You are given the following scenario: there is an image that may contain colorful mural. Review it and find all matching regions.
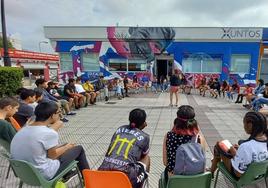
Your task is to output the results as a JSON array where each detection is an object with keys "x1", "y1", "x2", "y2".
[{"x1": 54, "y1": 27, "x2": 261, "y2": 86}]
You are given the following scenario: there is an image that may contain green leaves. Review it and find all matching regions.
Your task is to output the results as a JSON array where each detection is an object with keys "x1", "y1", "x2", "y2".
[{"x1": 0, "y1": 67, "x2": 23, "y2": 97}]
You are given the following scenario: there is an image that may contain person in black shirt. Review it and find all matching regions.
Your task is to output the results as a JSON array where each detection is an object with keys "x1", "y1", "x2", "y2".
[
  {"x1": 123, "y1": 76, "x2": 130, "y2": 97},
  {"x1": 209, "y1": 78, "x2": 221, "y2": 98},
  {"x1": 64, "y1": 78, "x2": 84, "y2": 109},
  {"x1": 169, "y1": 70, "x2": 180, "y2": 107}
]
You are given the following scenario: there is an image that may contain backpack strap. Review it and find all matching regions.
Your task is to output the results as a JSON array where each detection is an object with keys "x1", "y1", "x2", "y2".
[{"x1": 190, "y1": 134, "x2": 198, "y2": 143}]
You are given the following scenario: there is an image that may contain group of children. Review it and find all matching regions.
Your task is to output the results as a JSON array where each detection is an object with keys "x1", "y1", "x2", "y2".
[{"x1": 1, "y1": 90, "x2": 268, "y2": 187}]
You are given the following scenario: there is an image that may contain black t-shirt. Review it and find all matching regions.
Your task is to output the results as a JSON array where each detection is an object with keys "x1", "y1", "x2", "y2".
[
  {"x1": 64, "y1": 84, "x2": 75, "y2": 97},
  {"x1": 213, "y1": 81, "x2": 221, "y2": 90},
  {"x1": 99, "y1": 125, "x2": 150, "y2": 172},
  {"x1": 170, "y1": 75, "x2": 180, "y2": 86}
]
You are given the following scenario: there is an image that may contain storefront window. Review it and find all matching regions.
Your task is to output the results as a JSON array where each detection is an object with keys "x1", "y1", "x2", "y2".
[
  {"x1": 182, "y1": 54, "x2": 221, "y2": 73},
  {"x1": 109, "y1": 59, "x2": 127, "y2": 71},
  {"x1": 230, "y1": 54, "x2": 250, "y2": 73},
  {"x1": 128, "y1": 59, "x2": 147, "y2": 71},
  {"x1": 202, "y1": 59, "x2": 222, "y2": 73},
  {"x1": 182, "y1": 58, "x2": 201, "y2": 73},
  {"x1": 60, "y1": 53, "x2": 73, "y2": 71},
  {"x1": 82, "y1": 52, "x2": 99, "y2": 71}
]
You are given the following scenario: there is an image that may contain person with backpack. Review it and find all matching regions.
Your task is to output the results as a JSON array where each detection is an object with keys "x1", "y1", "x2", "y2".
[
  {"x1": 99, "y1": 108, "x2": 150, "y2": 188},
  {"x1": 162, "y1": 105, "x2": 205, "y2": 179},
  {"x1": 210, "y1": 112, "x2": 268, "y2": 178}
]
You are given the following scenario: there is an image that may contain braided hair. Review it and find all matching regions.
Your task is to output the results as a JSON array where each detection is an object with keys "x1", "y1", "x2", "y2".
[
  {"x1": 244, "y1": 111, "x2": 267, "y2": 140},
  {"x1": 129, "y1": 108, "x2": 147, "y2": 129}
]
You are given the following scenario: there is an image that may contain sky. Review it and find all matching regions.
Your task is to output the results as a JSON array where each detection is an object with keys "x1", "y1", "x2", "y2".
[{"x1": 2, "y1": 0, "x2": 268, "y2": 53}]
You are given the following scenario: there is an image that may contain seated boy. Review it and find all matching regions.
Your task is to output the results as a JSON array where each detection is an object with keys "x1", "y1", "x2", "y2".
[{"x1": 0, "y1": 97, "x2": 19, "y2": 143}]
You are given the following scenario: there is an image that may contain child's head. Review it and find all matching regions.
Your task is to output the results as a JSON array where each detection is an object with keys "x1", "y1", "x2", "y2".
[
  {"x1": 243, "y1": 112, "x2": 267, "y2": 139},
  {"x1": 0, "y1": 97, "x2": 19, "y2": 118},
  {"x1": 16, "y1": 87, "x2": 27, "y2": 96},
  {"x1": 35, "y1": 90, "x2": 43, "y2": 103},
  {"x1": 174, "y1": 105, "x2": 199, "y2": 135},
  {"x1": 20, "y1": 89, "x2": 36, "y2": 103},
  {"x1": 129, "y1": 108, "x2": 147, "y2": 130},
  {"x1": 48, "y1": 81, "x2": 56, "y2": 88}
]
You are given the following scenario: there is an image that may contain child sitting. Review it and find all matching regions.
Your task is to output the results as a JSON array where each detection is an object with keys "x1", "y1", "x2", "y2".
[
  {"x1": 210, "y1": 112, "x2": 268, "y2": 178},
  {"x1": 99, "y1": 108, "x2": 150, "y2": 188}
]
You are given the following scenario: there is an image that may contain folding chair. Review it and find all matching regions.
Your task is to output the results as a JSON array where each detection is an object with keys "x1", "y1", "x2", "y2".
[
  {"x1": 82, "y1": 169, "x2": 132, "y2": 188},
  {"x1": 2, "y1": 153, "x2": 83, "y2": 188},
  {"x1": 214, "y1": 161, "x2": 268, "y2": 188},
  {"x1": 159, "y1": 171, "x2": 212, "y2": 188}
]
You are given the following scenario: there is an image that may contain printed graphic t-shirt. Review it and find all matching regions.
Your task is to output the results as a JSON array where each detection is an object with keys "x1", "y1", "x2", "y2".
[
  {"x1": 99, "y1": 125, "x2": 150, "y2": 172},
  {"x1": 231, "y1": 139, "x2": 268, "y2": 174}
]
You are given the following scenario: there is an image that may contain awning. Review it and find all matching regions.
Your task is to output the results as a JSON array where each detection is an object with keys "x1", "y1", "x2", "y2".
[{"x1": 21, "y1": 63, "x2": 45, "y2": 69}]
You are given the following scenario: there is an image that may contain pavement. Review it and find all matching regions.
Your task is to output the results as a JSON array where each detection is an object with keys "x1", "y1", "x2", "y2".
[{"x1": 0, "y1": 91, "x2": 266, "y2": 188}]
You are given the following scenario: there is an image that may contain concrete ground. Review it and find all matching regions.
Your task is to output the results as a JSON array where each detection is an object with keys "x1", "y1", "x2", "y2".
[{"x1": 0, "y1": 91, "x2": 266, "y2": 187}]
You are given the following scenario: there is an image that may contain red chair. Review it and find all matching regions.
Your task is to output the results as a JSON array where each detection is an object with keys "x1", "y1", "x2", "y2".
[{"x1": 82, "y1": 169, "x2": 132, "y2": 188}]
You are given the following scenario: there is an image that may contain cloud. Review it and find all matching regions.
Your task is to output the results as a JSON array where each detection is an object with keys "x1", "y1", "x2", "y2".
[{"x1": 2, "y1": 0, "x2": 268, "y2": 53}]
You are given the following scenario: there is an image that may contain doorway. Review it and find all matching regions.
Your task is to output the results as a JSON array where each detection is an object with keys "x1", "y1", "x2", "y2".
[{"x1": 156, "y1": 60, "x2": 168, "y2": 83}]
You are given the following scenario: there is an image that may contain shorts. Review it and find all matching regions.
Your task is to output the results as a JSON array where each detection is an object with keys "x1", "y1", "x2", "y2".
[
  {"x1": 127, "y1": 162, "x2": 148, "y2": 188},
  {"x1": 59, "y1": 99, "x2": 68, "y2": 106},
  {"x1": 170, "y1": 86, "x2": 179, "y2": 93}
]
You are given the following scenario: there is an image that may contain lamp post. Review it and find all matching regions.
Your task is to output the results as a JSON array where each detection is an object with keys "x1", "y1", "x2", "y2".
[
  {"x1": 1, "y1": 0, "x2": 11, "y2": 66},
  {"x1": 38, "y1": 41, "x2": 48, "y2": 52}
]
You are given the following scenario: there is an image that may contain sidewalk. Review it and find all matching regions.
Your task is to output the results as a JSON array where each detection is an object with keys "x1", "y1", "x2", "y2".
[{"x1": 0, "y1": 92, "x2": 265, "y2": 187}]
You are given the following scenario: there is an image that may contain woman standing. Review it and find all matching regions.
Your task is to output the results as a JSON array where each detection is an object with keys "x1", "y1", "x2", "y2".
[{"x1": 169, "y1": 70, "x2": 180, "y2": 107}]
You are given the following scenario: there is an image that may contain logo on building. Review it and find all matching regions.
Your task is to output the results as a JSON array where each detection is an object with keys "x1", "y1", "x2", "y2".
[{"x1": 221, "y1": 28, "x2": 261, "y2": 39}]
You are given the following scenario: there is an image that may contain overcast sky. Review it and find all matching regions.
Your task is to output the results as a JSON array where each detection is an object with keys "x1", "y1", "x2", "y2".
[{"x1": 2, "y1": 0, "x2": 268, "y2": 53}]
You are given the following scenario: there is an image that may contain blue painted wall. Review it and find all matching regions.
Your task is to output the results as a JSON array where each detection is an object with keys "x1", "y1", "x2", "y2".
[{"x1": 167, "y1": 42, "x2": 260, "y2": 84}]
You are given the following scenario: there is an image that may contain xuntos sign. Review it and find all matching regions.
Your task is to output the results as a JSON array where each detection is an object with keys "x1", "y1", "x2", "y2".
[{"x1": 221, "y1": 28, "x2": 262, "y2": 39}]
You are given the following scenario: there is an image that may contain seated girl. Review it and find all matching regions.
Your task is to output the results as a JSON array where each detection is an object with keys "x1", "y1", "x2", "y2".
[
  {"x1": 210, "y1": 111, "x2": 268, "y2": 178},
  {"x1": 162, "y1": 105, "x2": 204, "y2": 177},
  {"x1": 99, "y1": 108, "x2": 150, "y2": 188}
]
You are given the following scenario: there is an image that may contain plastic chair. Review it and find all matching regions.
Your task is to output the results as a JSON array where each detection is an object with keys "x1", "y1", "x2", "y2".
[
  {"x1": 0, "y1": 138, "x2": 12, "y2": 179},
  {"x1": 159, "y1": 172, "x2": 212, "y2": 188},
  {"x1": 1, "y1": 153, "x2": 83, "y2": 188},
  {"x1": 9, "y1": 117, "x2": 21, "y2": 131},
  {"x1": 214, "y1": 161, "x2": 268, "y2": 188},
  {"x1": 82, "y1": 169, "x2": 132, "y2": 188}
]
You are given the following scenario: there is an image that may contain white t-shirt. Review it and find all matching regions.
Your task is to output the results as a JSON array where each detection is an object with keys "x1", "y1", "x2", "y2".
[
  {"x1": 10, "y1": 125, "x2": 60, "y2": 180},
  {"x1": 75, "y1": 84, "x2": 85, "y2": 93},
  {"x1": 231, "y1": 139, "x2": 268, "y2": 174}
]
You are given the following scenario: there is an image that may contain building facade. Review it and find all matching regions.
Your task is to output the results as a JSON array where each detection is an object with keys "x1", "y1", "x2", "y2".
[
  {"x1": 0, "y1": 49, "x2": 59, "y2": 85},
  {"x1": 44, "y1": 26, "x2": 266, "y2": 86}
]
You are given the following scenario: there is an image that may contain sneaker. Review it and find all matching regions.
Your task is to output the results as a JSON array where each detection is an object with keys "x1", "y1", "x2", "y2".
[
  {"x1": 60, "y1": 117, "x2": 69, "y2": 123},
  {"x1": 62, "y1": 170, "x2": 78, "y2": 183},
  {"x1": 125, "y1": 95, "x2": 130, "y2": 97},
  {"x1": 67, "y1": 112, "x2": 76, "y2": 116}
]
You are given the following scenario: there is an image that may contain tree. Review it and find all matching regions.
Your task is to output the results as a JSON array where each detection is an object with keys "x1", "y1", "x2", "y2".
[{"x1": 0, "y1": 36, "x2": 14, "y2": 49}]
